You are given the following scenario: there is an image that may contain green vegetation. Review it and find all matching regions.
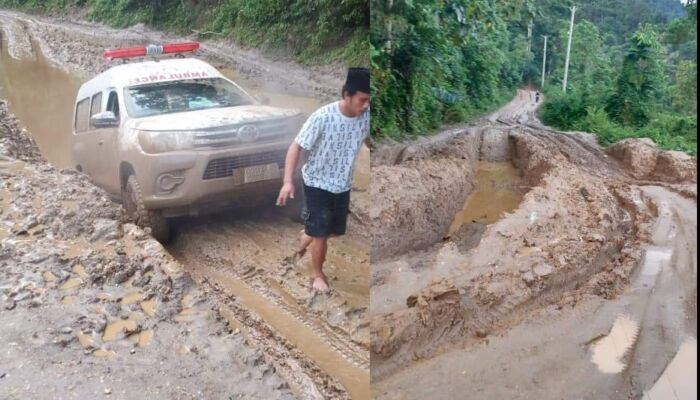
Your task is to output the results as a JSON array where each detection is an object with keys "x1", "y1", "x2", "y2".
[
  {"x1": 371, "y1": 0, "x2": 696, "y2": 154},
  {"x1": 0, "y1": 0, "x2": 368, "y2": 66},
  {"x1": 536, "y1": 0, "x2": 696, "y2": 154},
  {"x1": 370, "y1": 0, "x2": 534, "y2": 139}
]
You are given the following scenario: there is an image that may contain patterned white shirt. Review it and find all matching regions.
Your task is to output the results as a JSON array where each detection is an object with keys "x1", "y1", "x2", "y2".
[{"x1": 294, "y1": 101, "x2": 369, "y2": 194}]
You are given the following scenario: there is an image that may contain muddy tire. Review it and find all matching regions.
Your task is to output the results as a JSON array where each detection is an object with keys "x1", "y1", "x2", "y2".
[{"x1": 122, "y1": 175, "x2": 171, "y2": 243}]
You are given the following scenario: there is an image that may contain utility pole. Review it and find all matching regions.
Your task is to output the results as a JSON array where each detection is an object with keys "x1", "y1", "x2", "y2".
[
  {"x1": 541, "y1": 35, "x2": 548, "y2": 88},
  {"x1": 562, "y1": 5, "x2": 576, "y2": 93},
  {"x1": 385, "y1": 0, "x2": 394, "y2": 53},
  {"x1": 527, "y1": 18, "x2": 533, "y2": 53}
]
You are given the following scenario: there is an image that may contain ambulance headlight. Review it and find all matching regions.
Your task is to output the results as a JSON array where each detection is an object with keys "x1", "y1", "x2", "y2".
[{"x1": 137, "y1": 130, "x2": 195, "y2": 153}]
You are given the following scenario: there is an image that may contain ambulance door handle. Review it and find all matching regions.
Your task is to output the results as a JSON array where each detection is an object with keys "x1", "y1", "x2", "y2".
[{"x1": 98, "y1": 139, "x2": 104, "y2": 145}]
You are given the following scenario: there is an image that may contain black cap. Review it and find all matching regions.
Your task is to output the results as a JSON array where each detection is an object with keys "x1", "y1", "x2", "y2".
[{"x1": 345, "y1": 67, "x2": 370, "y2": 94}]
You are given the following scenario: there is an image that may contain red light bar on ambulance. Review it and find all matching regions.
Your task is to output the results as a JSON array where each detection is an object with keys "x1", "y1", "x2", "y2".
[{"x1": 103, "y1": 42, "x2": 200, "y2": 60}]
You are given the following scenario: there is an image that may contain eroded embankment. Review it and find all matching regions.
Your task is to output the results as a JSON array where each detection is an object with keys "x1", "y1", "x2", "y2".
[
  {"x1": 368, "y1": 114, "x2": 697, "y2": 380},
  {"x1": 370, "y1": 126, "x2": 481, "y2": 261},
  {"x1": 372, "y1": 176, "x2": 696, "y2": 400}
]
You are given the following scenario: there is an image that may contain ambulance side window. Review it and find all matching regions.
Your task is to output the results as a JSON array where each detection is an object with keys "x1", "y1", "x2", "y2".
[
  {"x1": 75, "y1": 98, "x2": 90, "y2": 133},
  {"x1": 106, "y1": 91, "x2": 120, "y2": 121},
  {"x1": 88, "y1": 92, "x2": 103, "y2": 129}
]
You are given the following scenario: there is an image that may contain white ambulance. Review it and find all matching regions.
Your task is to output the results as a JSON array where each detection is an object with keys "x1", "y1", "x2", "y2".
[{"x1": 71, "y1": 42, "x2": 304, "y2": 242}]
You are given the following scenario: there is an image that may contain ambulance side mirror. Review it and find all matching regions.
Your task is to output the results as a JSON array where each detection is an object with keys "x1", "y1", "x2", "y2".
[{"x1": 91, "y1": 111, "x2": 119, "y2": 128}]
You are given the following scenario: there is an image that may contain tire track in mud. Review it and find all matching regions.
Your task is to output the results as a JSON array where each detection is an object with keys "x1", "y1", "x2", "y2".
[
  {"x1": 197, "y1": 276, "x2": 343, "y2": 400},
  {"x1": 167, "y1": 209, "x2": 370, "y2": 399}
]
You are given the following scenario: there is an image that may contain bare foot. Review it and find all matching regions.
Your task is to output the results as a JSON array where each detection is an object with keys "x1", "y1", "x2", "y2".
[{"x1": 311, "y1": 275, "x2": 330, "y2": 292}]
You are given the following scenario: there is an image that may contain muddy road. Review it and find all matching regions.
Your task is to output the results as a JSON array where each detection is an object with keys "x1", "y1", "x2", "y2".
[
  {"x1": 370, "y1": 90, "x2": 696, "y2": 399},
  {"x1": 0, "y1": 100, "x2": 297, "y2": 399},
  {"x1": 1, "y1": 10, "x2": 369, "y2": 399}
]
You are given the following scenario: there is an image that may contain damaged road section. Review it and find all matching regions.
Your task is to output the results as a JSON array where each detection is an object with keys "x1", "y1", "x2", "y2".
[
  {"x1": 1, "y1": 10, "x2": 370, "y2": 398},
  {"x1": 369, "y1": 91, "x2": 697, "y2": 396},
  {"x1": 0, "y1": 99, "x2": 350, "y2": 399}
]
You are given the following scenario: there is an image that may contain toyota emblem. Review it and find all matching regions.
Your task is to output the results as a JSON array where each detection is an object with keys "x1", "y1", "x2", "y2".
[{"x1": 238, "y1": 124, "x2": 260, "y2": 142}]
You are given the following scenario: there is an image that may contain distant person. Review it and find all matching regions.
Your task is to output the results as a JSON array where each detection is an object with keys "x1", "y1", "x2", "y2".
[
  {"x1": 276, "y1": 67, "x2": 370, "y2": 292},
  {"x1": 535, "y1": 91, "x2": 540, "y2": 103}
]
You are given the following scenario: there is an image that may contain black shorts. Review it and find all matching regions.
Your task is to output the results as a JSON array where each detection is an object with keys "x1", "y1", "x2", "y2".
[{"x1": 302, "y1": 184, "x2": 350, "y2": 237}]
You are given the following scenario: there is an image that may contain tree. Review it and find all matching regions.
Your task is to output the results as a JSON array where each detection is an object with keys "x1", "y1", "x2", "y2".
[
  {"x1": 606, "y1": 24, "x2": 666, "y2": 126},
  {"x1": 370, "y1": 0, "x2": 534, "y2": 138},
  {"x1": 672, "y1": 60, "x2": 697, "y2": 114}
]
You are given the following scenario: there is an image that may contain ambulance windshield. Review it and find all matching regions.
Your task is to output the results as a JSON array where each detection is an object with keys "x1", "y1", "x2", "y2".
[{"x1": 124, "y1": 78, "x2": 253, "y2": 118}]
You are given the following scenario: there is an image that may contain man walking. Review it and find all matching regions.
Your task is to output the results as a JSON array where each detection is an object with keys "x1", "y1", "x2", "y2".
[{"x1": 276, "y1": 68, "x2": 370, "y2": 292}]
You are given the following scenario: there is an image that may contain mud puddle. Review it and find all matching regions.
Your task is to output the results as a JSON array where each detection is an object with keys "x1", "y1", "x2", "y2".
[
  {"x1": 0, "y1": 34, "x2": 81, "y2": 168},
  {"x1": 371, "y1": 160, "x2": 526, "y2": 316},
  {"x1": 446, "y1": 160, "x2": 526, "y2": 238}
]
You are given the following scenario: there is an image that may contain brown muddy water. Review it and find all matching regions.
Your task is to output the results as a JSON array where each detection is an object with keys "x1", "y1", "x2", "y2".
[
  {"x1": 371, "y1": 161, "x2": 526, "y2": 316},
  {"x1": 447, "y1": 161, "x2": 526, "y2": 236},
  {"x1": 0, "y1": 36, "x2": 81, "y2": 168}
]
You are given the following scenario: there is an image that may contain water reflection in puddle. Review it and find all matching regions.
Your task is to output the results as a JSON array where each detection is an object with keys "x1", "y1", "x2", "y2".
[{"x1": 589, "y1": 314, "x2": 640, "y2": 374}]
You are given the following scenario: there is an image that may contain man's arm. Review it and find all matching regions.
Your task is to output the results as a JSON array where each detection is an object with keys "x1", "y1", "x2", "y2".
[{"x1": 276, "y1": 142, "x2": 302, "y2": 206}]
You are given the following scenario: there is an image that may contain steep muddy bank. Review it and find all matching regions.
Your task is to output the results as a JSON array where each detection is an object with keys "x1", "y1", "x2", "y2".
[
  {"x1": 373, "y1": 183, "x2": 697, "y2": 400},
  {"x1": 369, "y1": 126, "x2": 482, "y2": 261},
  {"x1": 369, "y1": 90, "x2": 544, "y2": 262}
]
